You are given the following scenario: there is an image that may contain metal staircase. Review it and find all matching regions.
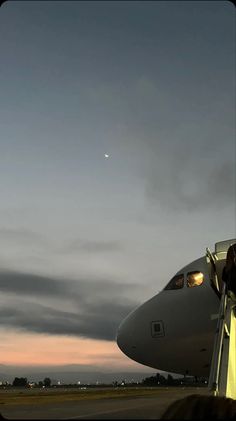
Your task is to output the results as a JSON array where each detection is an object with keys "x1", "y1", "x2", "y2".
[{"x1": 208, "y1": 282, "x2": 236, "y2": 399}]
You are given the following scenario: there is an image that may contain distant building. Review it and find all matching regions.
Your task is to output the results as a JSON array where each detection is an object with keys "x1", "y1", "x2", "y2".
[{"x1": 28, "y1": 382, "x2": 35, "y2": 388}]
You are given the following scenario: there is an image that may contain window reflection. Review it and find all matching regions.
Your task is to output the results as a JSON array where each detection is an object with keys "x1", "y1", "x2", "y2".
[
  {"x1": 164, "y1": 274, "x2": 184, "y2": 290},
  {"x1": 187, "y1": 271, "x2": 204, "y2": 287}
]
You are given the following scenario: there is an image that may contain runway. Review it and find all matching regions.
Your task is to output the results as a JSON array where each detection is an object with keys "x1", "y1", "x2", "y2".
[{"x1": 0, "y1": 387, "x2": 209, "y2": 419}]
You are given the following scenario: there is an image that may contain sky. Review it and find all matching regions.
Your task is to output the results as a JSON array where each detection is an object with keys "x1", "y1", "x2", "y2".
[{"x1": 0, "y1": 0, "x2": 235, "y2": 374}]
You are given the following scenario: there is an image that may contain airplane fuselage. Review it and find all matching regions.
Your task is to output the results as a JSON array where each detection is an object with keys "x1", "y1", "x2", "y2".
[{"x1": 117, "y1": 240, "x2": 235, "y2": 377}]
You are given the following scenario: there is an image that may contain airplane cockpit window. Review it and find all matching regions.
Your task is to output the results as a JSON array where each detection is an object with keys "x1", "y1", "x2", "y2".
[
  {"x1": 164, "y1": 274, "x2": 184, "y2": 290},
  {"x1": 187, "y1": 271, "x2": 204, "y2": 288}
]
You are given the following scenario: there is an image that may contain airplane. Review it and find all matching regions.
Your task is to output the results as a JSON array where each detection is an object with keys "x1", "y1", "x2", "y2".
[{"x1": 117, "y1": 239, "x2": 236, "y2": 379}]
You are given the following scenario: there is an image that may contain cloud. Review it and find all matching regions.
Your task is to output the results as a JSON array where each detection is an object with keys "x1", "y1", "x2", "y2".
[
  {"x1": 0, "y1": 269, "x2": 143, "y2": 341},
  {"x1": 108, "y1": 75, "x2": 235, "y2": 214},
  {"x1": 0, "y1": 299, "x2": 136, "y2": 342},
  {"x1": 206, "y1": 162, "x2": 236, "y2": 202},
  {"x1": 144, "y1": 156, "x2": 235, "y2": 213},
  {"x1": 0, "y1": 271, "x2": 64, "y2": 296}
]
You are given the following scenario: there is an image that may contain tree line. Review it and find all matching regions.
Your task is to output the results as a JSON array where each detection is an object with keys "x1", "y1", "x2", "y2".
[
  {"x1": 12, "y1": 377, "x2": 52, "y2": 387},
  {"x1": 141, "y1": 373, "x2": 208, "y2": 386},
  {"x1": 5, "y1": 373, "x2": 208, "y2": 388}
]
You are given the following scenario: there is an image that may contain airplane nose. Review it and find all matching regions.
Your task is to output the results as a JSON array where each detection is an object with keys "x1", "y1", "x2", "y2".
[
  {"x1": 116, "y1": 311, "x2": 138, "y2": 358},
  {"x1": 116, "y1": 294, "x2": 165, "y2": 368},
  {"x1": 117, "y1": 316, "x2": 131, "y2": 353}
]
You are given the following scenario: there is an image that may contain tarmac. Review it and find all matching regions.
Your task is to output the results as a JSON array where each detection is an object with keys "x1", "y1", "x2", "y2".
[{"x1": 0, "y1": 387, "x2": 209, "y2": 419}]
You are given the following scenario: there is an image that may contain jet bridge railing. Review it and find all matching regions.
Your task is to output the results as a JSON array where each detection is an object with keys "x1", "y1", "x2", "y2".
[
  {"x1": 208, "y1": 282, "x2": 227, "y2": 395},
  {"x1": 206, "y1": 247, "x2": 220, "y2": 293}
]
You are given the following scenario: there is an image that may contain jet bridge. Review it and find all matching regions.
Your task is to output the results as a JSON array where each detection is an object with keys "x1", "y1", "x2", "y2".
[{"x1": 208, "y1": 239, "x2": 236, "y2": 399}]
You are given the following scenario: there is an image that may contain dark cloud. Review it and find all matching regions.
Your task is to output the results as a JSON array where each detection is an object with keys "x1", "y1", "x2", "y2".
[
  {"x1": 0, "y1": 271, "x2": 65, "y2": 296},
  {"x1": 0, "y1": 270, "x2": 141, "y2": 300},
  {"x1": 145, "y1": 157, "x2": 235, "y2": 213},
  {"x1": 0, "y1": 270, "x2": 143, "y2": 340},
  {"x1": 0, "y1": 298, "x2": 136, "y2": 341},
  {"x1": 206, "y1": 162, "x2": 236, "y2": 203}
]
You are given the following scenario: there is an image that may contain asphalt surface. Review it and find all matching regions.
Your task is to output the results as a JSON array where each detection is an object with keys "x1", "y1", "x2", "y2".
[{"x1": 0, "y1": 388, "x2": 209, "y2": 419}]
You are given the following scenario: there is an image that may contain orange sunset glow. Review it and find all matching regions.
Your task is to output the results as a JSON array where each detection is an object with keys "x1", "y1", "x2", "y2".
[{"x1": 0, "y1": 329, "x2": 146, "y2": 371}]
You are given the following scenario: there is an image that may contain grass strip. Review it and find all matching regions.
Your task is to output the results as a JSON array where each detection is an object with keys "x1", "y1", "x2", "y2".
[{"x1": 0, "y1": 388, "x2": 167, "y2": 407}]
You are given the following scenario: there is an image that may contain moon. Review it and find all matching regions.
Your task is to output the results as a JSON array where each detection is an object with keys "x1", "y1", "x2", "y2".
[{"x1": 104, "y1": 154, "x2": 109, "y2": 158}]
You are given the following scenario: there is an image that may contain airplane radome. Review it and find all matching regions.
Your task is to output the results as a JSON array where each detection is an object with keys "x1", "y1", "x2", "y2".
[{"x1": 117, "y1": 239, "x2": 236, "y2": 378}]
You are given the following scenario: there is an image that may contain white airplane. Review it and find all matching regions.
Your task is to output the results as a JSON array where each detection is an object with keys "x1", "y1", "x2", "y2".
[{"x1": 117, "y1": 239, "x2": 236, "y2": 379}]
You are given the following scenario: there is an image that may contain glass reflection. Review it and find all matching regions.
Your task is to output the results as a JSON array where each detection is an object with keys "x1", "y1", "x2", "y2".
[
  {"x1": 164, "y1": 274, "x2": 184, "y2": 290},
  {"x1": 187, "y1": 271, "x2": 204, "y2": 287}
]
